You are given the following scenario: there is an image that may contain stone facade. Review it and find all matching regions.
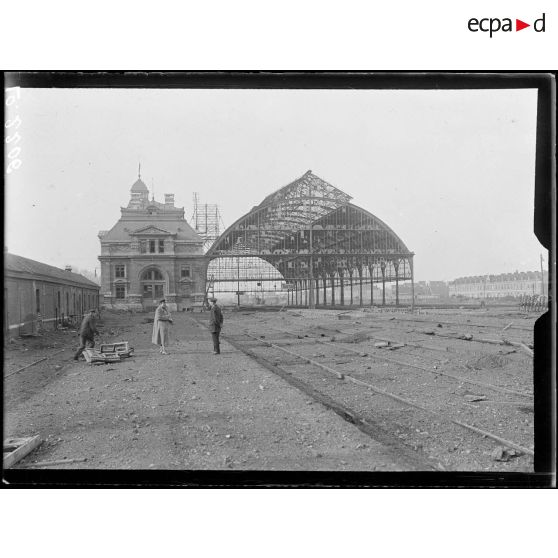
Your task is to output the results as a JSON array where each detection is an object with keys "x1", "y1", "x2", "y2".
[{"x1": 98, "y1": 175, "x2": 206, "y2": 312}]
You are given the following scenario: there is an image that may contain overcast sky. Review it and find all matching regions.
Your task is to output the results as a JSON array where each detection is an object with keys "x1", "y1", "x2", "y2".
[{"x1": 5, "y1": 86, "x2": 542, "y2": 281}]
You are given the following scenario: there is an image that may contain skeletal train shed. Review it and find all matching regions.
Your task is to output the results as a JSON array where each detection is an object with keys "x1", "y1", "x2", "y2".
[{"x1": 206, "y1": 171, "x2": 415, "y2": 307}]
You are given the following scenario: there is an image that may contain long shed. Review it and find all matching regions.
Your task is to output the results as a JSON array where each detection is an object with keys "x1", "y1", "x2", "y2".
[{"x1": 4, "y1": 252, "x2": 100, "y2": 337}]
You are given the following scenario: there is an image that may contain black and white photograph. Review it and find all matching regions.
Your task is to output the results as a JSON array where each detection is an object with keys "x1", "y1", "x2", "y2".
[{"x1": 3, "y1": 73, "x2": 554, "y2": 485}]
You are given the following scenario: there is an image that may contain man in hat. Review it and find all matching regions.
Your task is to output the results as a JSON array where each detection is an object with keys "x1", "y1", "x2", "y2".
[
  {"x1": 73, "y1": 309, "x2": 99, "y2": 361},
  {"x1": 208, "y1": 297, "x2": 223, "y2": 354}
]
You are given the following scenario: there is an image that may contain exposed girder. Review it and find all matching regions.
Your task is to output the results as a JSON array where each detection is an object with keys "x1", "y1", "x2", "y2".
[{"x1": 207, "y1": 171, "x2": 414, "y2": 282}]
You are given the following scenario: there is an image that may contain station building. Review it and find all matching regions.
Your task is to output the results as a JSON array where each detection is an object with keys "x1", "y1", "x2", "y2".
[
  {"x1": 4, "y1": 252, "x2": 100, "y2": 337},
  {"x1": 98, "y1": 174, "x2": 206, "y2": 311}
]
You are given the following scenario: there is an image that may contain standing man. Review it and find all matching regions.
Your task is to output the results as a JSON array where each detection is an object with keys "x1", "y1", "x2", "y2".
[
  {"x1": 73, "y1": 309, "x2": 99, "y2": 361},
  {"x1": 208, "y1": 297, "x2": 223, "y2": 354}
]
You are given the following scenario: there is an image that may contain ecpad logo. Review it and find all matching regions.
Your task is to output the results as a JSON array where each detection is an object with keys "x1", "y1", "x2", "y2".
[{"x1": 468, "y1": 13, "x2": 546, "y2": 37}]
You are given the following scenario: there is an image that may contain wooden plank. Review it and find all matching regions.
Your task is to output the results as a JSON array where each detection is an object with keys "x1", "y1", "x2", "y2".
[
  {"x1": 5, "y1": 348, "x2": 66, "y2": 378},
  {"x1": 20, "y1": 457, "x2": 87, "y2": 468},
  {"x1": 5, "y1": 358, "x2": 47, "y2": 378},
  {"x1": 3, "y1": 435, "x2": 42, "y2": 468}
]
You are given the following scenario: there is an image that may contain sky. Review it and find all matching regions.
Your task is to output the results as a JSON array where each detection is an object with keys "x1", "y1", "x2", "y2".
[{"x1": 5, "y1": 86, "x2": 543, "y2": 282}]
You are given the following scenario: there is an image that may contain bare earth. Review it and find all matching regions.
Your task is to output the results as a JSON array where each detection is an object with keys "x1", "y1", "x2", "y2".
[{"x1": 4, "y1": 305, "x2": 538, "y2": 473}]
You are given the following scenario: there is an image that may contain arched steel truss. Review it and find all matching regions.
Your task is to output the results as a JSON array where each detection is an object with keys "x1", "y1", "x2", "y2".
[{"x1": 206, "y1": 171, "x2": 415, "y2": 307}]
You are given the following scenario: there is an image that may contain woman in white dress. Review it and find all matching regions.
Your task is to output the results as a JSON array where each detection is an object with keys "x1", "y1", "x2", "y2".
[{"x1": 152, "y1": 299, "x2": 173, "y2": 354}]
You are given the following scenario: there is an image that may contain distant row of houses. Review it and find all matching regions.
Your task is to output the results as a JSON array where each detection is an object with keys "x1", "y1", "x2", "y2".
[
  {"x1": 378, "y1": 272, "x2": 547, "y2": 303},
  {"x1": 448, "y1": 271, "x2": 547, "y2": 299}
]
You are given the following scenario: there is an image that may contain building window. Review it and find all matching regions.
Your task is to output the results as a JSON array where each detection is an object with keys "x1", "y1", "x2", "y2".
[
  {"x1": 115, "y1": 285, "x2": 126, "y2": 299},
  {"x1": 159, "y1": 240, "x2": 165, "y2": 253},
  {"x1": 149, "y1": 240, "x2": 156, "y2": 253},
  {"x1": 142, "y1": 269, "x2": 163, "y2": 281},
  {"x1": 115, "y1": 265, "x2": 126, "y2": 278},
  {"x1": 36, "y1": 289, "x2": 41, "y2": 313},
  {"x1": 181, "y1": 266, "x2": 191, "y2": 279},
  {"x1": 140, "y1": 240, "x2": 147, "y2": 253}
]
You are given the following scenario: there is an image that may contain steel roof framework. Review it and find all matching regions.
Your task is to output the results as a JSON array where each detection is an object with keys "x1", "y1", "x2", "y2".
[{"x1": 206, "y1": 171, "x2": 415, "y2": 307}]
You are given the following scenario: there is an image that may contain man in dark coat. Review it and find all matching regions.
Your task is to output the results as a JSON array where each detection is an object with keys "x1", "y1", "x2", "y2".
[
  {"x1": 73, "y1": 309, "x2": 99, "y2": 360},
  {"x1": 208, "y1": 298, "x2": 224, "y2": 354}
]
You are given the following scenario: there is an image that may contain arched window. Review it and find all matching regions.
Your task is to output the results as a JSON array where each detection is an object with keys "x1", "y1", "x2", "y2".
[
  {"x1": 141, "y1": 268, "x2": 165, "y2": 301},
  {"x1": 142, "y1": 269, "x2": 163, "y2": 281}
]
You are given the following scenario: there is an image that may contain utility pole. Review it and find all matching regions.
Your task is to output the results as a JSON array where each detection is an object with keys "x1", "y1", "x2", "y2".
[
  {"x1": 308, "y1": 182, "x2": 315, "y2": 309},
  {"x1": 410, "y1": 256, "x2": 415, "y2": 311},
  {"x1": 237, "y1": 256, "x2": 240, "y2": 308}
]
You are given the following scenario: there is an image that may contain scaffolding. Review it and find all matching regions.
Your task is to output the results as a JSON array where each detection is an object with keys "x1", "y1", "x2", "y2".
[
  {"x1": 206, "y1": 171, "x2": 415, "y2": 308},
  {"x1": 190, "y1": 193, "x2": 225, "y2": 252}
]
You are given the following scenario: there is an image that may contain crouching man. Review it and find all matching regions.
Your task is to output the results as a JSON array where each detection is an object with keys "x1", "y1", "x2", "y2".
[{"x1": 73, "y1": 309, "x2": 99, "y2": 361}]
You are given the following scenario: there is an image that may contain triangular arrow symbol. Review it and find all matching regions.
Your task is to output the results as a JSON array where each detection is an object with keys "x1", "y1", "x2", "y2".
[{"x1": 516, "y1": 19, "x2": 530, "y2": 31}]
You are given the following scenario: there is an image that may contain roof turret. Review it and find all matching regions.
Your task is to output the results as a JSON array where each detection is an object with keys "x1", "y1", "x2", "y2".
[{"x1": 131, "y1": 178, "x2": 149, "y2": 193}]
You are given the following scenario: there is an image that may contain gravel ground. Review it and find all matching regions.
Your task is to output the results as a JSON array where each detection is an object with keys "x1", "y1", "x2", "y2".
[
  {"x1": 228, "y1": 306, "x2": 539, "y2": 472},
  {"x1": 4, "y1": 310, "x2": 421, "y2": 472}
]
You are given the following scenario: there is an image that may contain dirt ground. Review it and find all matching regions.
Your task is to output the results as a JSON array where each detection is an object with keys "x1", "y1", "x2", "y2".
[
  {"x1": 5, "y1": 311, "x2": 422, "y2": 472},
  {"x1": 228, "y1": 306, "x2": 537, "y2": 472},
  {"x1": 3, "y1": 304, "x2": 541, "y2": 474}
]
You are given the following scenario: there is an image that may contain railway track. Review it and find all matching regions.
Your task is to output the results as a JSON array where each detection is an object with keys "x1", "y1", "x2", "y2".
[
  {"x1": 195, "y1": 315, "x2": 534, "y2": 471},
  {"x1": 271, "y1": 326, "x2": 534, "y2": 399},
  {"x1": 222, "y1": 321, "x2": 534, "y2": 471},
  {"x1": 370, "y1": 315, "x2": 535, "y2": 333},
  {"x1": 340, "y1": 316, "x2": 535, "y2": 346}
]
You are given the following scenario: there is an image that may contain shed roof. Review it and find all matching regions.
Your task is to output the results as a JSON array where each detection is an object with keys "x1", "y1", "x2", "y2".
[{"x1": 5, "y1": 253, "x2": 100, "y2": 288}]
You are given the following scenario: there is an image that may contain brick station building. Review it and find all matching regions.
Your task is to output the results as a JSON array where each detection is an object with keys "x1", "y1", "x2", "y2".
[{"x1": 98, "y1": 174, "x2": 207, "y2": 311}]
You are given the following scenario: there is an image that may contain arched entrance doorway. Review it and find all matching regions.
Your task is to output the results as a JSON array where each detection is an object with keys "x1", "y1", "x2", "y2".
[{"x1": 141, "y1": 267, "x2": 165, "y2": 308}]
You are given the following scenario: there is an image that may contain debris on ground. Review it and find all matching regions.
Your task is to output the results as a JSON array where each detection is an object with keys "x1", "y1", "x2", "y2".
[
  {"x1": 310, "y1": 326, "x2": 341, "y2": 337},
  {"x1": 332, "y1": 331, "x2": 372, "y2": 343},
  {"x1": 100, "y1": 342, "x2": 134, "y2": 358},
  {"x1": 519, "y1": 343, "x2": 534, "y2": 358},
  {"x1": 467, "y1": 354, "x2": 510, "y2": 370},
  {"x1": 457, "y1": 333, "x2": 474, "y2": 341},
  {"x1": 3, "y1": 435, "x2": 42, "y2": 468},
  {"x1": 464, "y1": 394, "x2": 487, "y2": 402},
  {"x1": 83, "y1": 349, "x2": 122, "y2": 364},
  {"x1": 492, "y1": 447, "x2": 522, "y2": 462}
]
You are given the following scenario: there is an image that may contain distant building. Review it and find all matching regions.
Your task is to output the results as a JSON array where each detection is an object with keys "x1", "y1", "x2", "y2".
[
  {"x1": 449, "y1": 271, "x2": 548, "y2": 299},
  {"x1": 4, "y1": 252, "x2": 100, "y2": 337},
  {"x1": 429, "y1": 281, "x2": 450, "y2": 300},
  {"x1": 395, "y1": 280, "x2": 449, "y2": 303},
  {"x1": 98, "y1": 173, "x2": 206, "y2": 311}
]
